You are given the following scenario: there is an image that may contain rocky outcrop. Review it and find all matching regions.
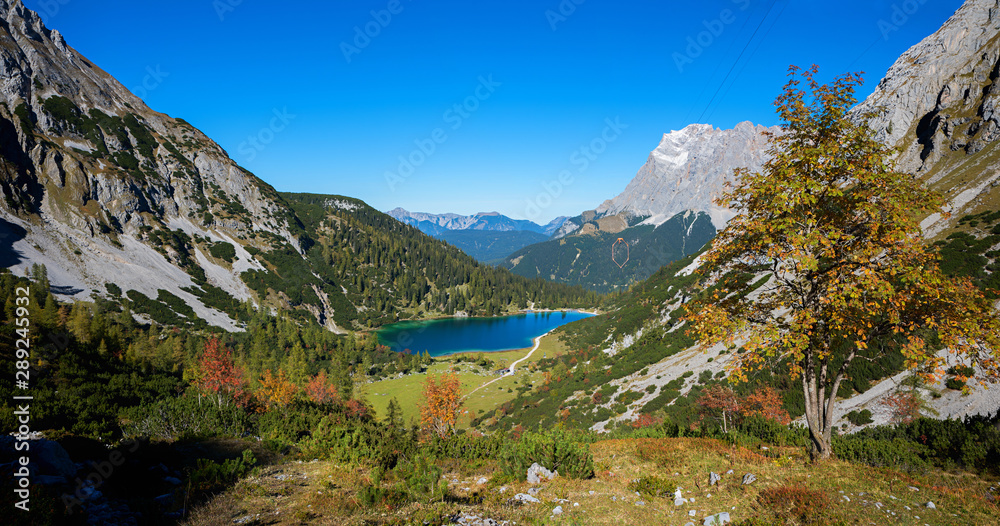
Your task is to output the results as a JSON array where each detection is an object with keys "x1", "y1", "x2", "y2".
[
  {"x1": 594, "y1": 121, "x2": 778, "y2": 230},
  {"x1": 853, "y1": 0, "x2": 1000, "y2": 235}
]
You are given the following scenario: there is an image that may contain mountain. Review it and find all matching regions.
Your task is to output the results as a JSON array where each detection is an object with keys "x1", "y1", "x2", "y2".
[
  {"x1": 486, "y1": 0, "x2": 1000, "y2": 434},
  {"x1": 592, "y1": 121, "x2": 778, "y2": 230},
  {"x1": 387, "y1": 208, "x2": 566, "y2": 235},
  {"x1": 433, "y1": 229, "x2": 549, "y2": 264},
  {"x1": 852, "y1": 0, "x2": 1000, "y2": 238},
  {"x1": 503, "y1": 122, "x2": 776, "y2": 291},
  {"x1": 502, "y1": 210, "x2": 716, "y2": 293},
  {"x1": 0, "y1": 0, "x2": 594, "y2": 332},
  {"x1": 386, "y1": 208, "x2": 567, "y2": 262}
]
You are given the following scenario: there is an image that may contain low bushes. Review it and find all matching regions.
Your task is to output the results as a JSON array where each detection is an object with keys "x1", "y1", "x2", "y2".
[
  {"x1": 499, "y1": 428, "x2": 594, "y2": 481},
  {"x1": 757, "y1": 485, "x2": 830, "y2": 524}
]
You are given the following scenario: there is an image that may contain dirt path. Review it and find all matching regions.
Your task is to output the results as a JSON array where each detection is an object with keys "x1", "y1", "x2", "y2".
[{"x1": 463, "y1": 330, "x2": 551, "y2": 399}]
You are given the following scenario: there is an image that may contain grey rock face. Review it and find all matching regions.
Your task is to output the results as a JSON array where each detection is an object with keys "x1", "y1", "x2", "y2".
[
  {"x1": 595, "y1": 121, "x2": 778, "y2": 230},
  {"x1": 0, "y1": 0, "x2": 316, "y2": 328},
  {"x1": 852, "y1": 0, "x2": 1000, "y2": 233},
  {"x1": 854, "y1": 0, "x2": 1000, "y2": 171}
]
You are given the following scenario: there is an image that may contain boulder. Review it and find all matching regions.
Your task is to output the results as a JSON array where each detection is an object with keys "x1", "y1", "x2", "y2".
[
  {"x1": 703, "y1": 512, "x2": 731, "y2": 525},
  {"x1": 513, "y1": 493, "x2": 540, "y2": 504},
  {"x1": 674, "y1": 487, "x2": 688, "y2": 506},
  {"x1": 741, "y1": 473, "x2": 756, "y2": 485},
  {"x1": 709, "y1": 472, "x2": 721, "y2": 486},
  {"x1": 33, "y1": 439, "x2": 77, "y2": 478},
  {"x1": 526, "y1": 463, "x2": 556, "y2": 484}
]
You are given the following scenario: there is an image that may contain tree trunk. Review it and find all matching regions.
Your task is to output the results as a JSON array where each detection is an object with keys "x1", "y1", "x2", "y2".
[{"x1": 803, "y1": 367, "x2": 833, "y2": 460}]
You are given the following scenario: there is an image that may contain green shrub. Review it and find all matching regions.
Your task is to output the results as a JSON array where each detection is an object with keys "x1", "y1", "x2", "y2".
[
  {"x1": 121, "y1": 392, "x2": 252, "y2": 440},
  {"x1": 946, "y1": 377, "x2": 967, "y2": 390},
  {"x1": 395, "y1": 454, "x2": 447, "y2": 503},
  {"x1": 208, "y1": 241, "x2": 237, "y2": 263},
  {"x1": 499, "y1": 429, "x2": 594, "y2": 481},
  {"x1": 947, "y1": 364, "x2": 975, "y2": 377},
  {"x1": 846, "y1": 409, "x2": 873, "y2": 426},
  {"x1": 189, "y1": 449, "x2": 256, "y2": 496},
  {"x1": 832, "y1": 437, "x2": 929, "y2": 472}
]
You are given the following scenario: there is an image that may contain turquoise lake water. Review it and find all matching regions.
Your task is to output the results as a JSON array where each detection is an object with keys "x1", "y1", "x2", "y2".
[{"x1": 376, "y1": 311, "x2": 595, "y2": 356}]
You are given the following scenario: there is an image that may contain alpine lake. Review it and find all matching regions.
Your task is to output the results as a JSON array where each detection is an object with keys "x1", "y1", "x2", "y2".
[{"x1": 376, "y1": 310, "x2": 595, "y2": 357}]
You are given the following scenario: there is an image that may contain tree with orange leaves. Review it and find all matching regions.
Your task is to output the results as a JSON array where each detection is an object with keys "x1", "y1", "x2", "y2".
[
  {"x1": 883, "y1": 390, "x2": 922, "y2": 425},
  {"x1": 697, "y1": 384, "x2": 740, "y2": 433},
  {"x1": 258, "y1": 369, "x2": 298, "y2": 410},
  {"x1": 304, "y1": 370, "x2": 340, "y2": 405},
  {"x1": 739, "y1": 386, "x2": 791, "y2": 426},
  {"x1": 418, "y1": 373, "x2": 463, "y2": 439},
  {"x1": 194, "y1": 338, "x2": 248, "y2": 408},
  {"x1": 685, "y1": 66, "x2": 1000, "y2": 459}
]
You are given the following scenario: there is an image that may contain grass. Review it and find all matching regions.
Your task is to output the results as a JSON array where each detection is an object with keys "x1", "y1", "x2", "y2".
[
  {"x1": 182, "y1": 436, "x2": 1000, "y2": 525},
  {"x1": 364, "y1": 333, "x2": 569, "y2": 427}
]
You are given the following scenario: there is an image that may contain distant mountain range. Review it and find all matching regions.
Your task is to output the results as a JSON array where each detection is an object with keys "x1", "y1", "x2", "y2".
[
  {"x1": 386, "y1": 208, "x2": 567, "y2": 262},
  {"x1": 387, "y1": 208, "x2": 566, "y2": 236}
]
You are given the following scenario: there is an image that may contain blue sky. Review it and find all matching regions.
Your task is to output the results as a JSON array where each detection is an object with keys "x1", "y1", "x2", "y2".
[{"x1": 26, "y1": 0, "x2": 963, "y2": 223}]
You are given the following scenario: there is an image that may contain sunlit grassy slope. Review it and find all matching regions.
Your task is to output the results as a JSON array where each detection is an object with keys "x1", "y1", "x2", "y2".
[{"x1": 184, "y1": 436, "x2": 1000, "y2": 525}]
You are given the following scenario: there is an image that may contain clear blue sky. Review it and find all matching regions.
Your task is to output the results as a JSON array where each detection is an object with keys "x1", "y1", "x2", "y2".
[{"x1": 25, "y1": 0, "x2": 963, "y2": 224}]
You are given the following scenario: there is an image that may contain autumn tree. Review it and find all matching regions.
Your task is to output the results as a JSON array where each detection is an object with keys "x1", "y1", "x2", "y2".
[
  {"x1": 418, "y1": 373, "x2": 463, "y2": 439},
  {"x1": 883, "y1": 390, "x2": 922, "y2": 425},
  {"x1": 194, "y1": 337, "x2": 249, "y2": 408},
  {"x1": 739, "y1": 386, "x2": 791, "y2": 426},
  {"x1": 686, "y1": 66, "x2": 1000, "y2": 460},
  {"x1": 697, "y1": 384, "x2": 740, "y2": 433},
  {"x1": 257, "y1": 369, "x2": 298, "y2": 410},
  {"x1": 304, "y1": 370, "x2": 340, "y2": 405}
]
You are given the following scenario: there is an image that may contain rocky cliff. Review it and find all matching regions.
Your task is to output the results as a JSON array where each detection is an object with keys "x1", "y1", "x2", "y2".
[
  {"x1": 593, "y1": 121, "x2": 778, "y2": 230},
  {"x1": 853, "y1": 0, "x2": 1000, "y2": 236},
  {"x1": 0, "y1": 0, "x2": 307, "y2": 329}
]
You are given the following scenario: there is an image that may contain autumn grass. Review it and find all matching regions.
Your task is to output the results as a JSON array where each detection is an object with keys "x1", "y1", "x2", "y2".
[{"x1": 183, "y1": 435, "x2": 1000, "y2": 525}]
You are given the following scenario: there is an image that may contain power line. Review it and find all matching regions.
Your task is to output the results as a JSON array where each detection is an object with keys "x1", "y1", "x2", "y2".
[
  {"x1": 696, "y1": 0, "x2": 780, "y2": 124},
  {"x1": 705, "y1": 0, "x2": 789, "y2": 124},
  {"x1": 682, "y1": 5, "x2": 755, "y2": 125}
]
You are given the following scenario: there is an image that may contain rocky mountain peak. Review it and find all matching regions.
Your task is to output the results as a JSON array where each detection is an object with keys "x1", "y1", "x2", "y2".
[{"x1": 594, "y1": 121, "x2": 778, "y2": 230}]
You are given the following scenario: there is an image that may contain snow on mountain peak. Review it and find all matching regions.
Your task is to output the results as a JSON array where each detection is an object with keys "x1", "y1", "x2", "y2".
[{"x1": 596, "y1": 121, "x2": 778, "y2": 229}]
